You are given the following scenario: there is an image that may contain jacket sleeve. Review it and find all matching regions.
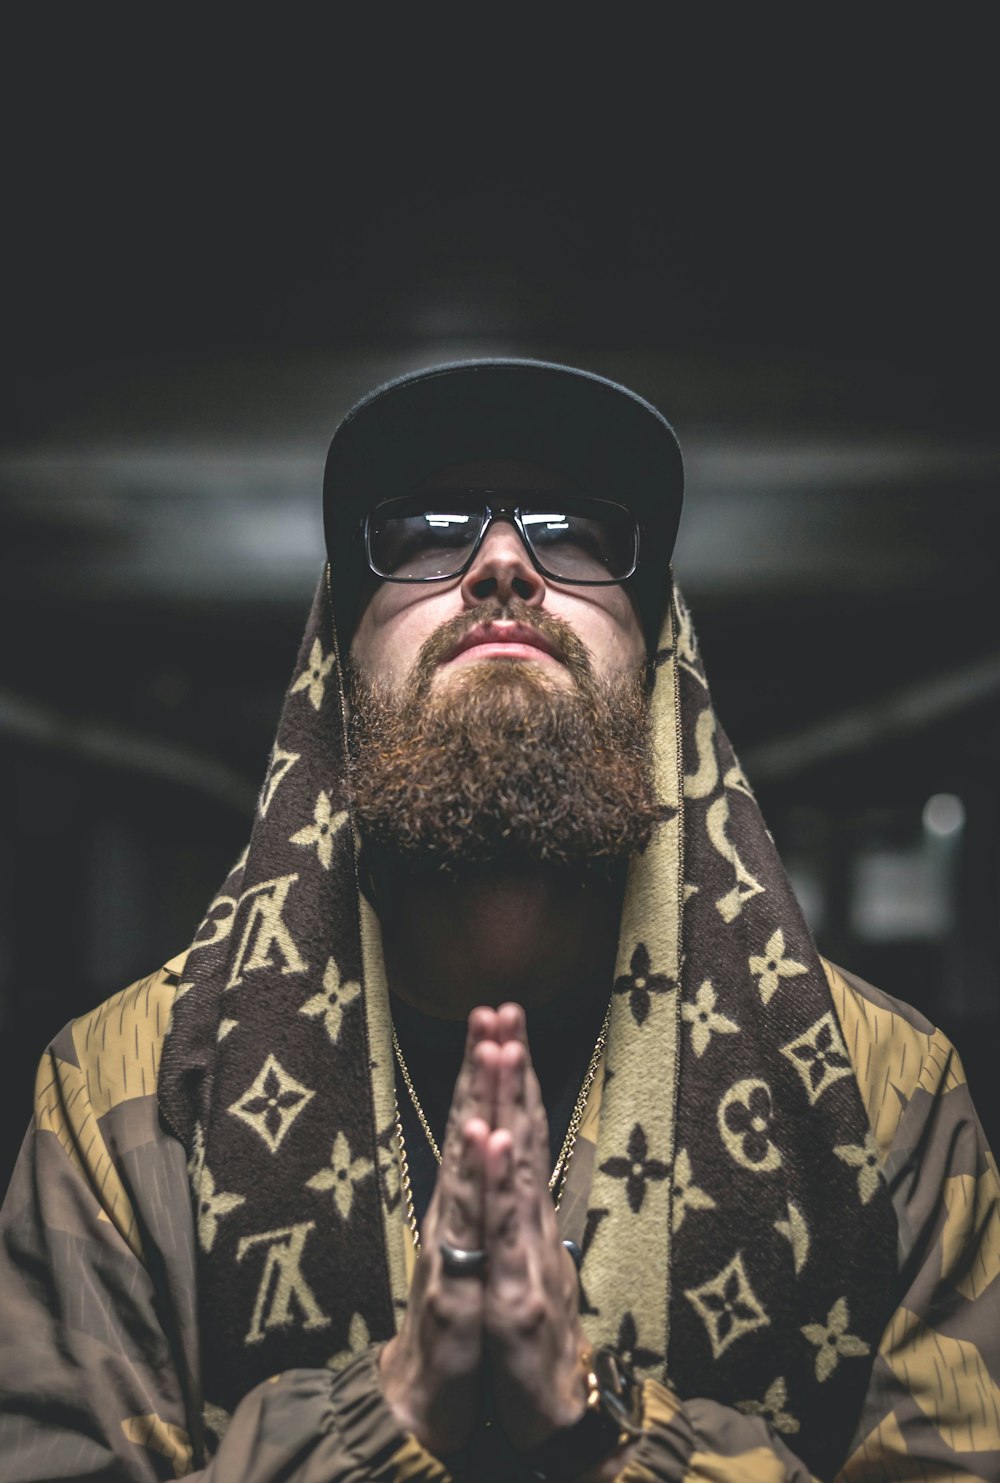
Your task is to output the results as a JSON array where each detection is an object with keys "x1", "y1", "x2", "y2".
[
  {"x1": 3, "y1": 968, "x2": 997, "y2": 1482},
  {"x1": 0, "y1": 1003, "x2": 447, "y2": 1483},
  {"x1": 604, "y1": 966, "x2": 1000, "y2": 1483},
  {"x1": 0, "y1": 1050, "x2": 802, "y2": 1483}
]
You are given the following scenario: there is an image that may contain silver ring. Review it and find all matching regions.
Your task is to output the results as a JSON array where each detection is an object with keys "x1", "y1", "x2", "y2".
[{"x1": 438, "y1": 1240, "x2": 488, "y2": 1277}]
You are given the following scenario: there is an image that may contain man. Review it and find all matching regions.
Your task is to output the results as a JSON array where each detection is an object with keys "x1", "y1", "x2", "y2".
[{"x1": 1, "y1": 360, "x2": 997, "y2": 1481}]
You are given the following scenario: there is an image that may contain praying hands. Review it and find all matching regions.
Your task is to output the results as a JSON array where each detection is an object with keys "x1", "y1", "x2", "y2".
[{"x1": 379, "y1": 1004, "x2": 622, "y2": 1473}]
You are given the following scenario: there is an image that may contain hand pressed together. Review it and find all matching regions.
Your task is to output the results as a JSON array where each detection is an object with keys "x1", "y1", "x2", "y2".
[{"x1": 378, "y1": 1002, "x2": 590, "y2": 1458}]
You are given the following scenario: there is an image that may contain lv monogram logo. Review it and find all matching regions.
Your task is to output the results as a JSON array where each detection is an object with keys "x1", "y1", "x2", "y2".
[
  {"x1": 706, "y1": 796, "x2": 765, "y2": 922},
  {"x1": 189, "y1": 893, "x2": 238, "y2": 953},
  {"x1": 236, "y1": 1221, "x2": 330, "y2": 1344},
  {"x1": 227, "y1": 874, "x2": 307, "y2": 988}
]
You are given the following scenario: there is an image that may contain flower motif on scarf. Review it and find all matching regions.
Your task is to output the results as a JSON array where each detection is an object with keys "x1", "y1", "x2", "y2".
[
  {"x1": 228, "y1": 1054, "x2": 316, "y2": 1154},
  {"x1": 681, "y1": 979, "x2": 739, "y2": 1058},
  {"x1": 305, "y1": 1131, "x2": 374, "y2": 1221},
  {"x1": 377, "y1": 1122, "x2": 402, "y2": 1211},
  {"x1": 748, "y1": 928, "x2": 808, "y2": 1007},
  {"x1": 718, "y1": 1078, "x2": 783, "y2": 1172},
  {"x1": 299, "y1": 956, "x2": 360, "y2": 1045},
  {"x1": 326, "y1": 1312, "x2": 371, "y2": 1373},
  {"x1": 780, "y1": 1011, "x2": 852, "y2": 1106},
  {"x1": 196, "y1": 1164, "x2": 246, "y2": 1252},
  {"x1": 290, "y1": 638, "x2": 335, "y2": 711},
  {"x1": 834, "y1": 1131, "x2": 882, "y2": 1204},
  {"x1": 801, "y1": 1297, "x2": 870, "y2": 1382},
  {"x1": 737, "y1": 1377, "x2": 800, "y2": 1435},
  {"x1": 598, "y1": 1123, "x2": 670, "y2": 1214},
  {"x1": 614, "y1": 1311, "x2": 664, "y2": 1372},
  {"x1": 774, "y1": 1199, "x2": 810, "y2": 1275},
  {"x1": 190, "y1": 888, "x2": 238, "y2": 953},
  {"x1": 723, "y1": 761, "x2": 754, "y2": 799},
  {"x1": 290, "y1": 791, "x2": 348, "y2": 871},
  {"x1": 613, "y1": 944, "x2": 675, "y2": 1026},
  {"x1": 671, "y1": 1147, "x2": 716, "y2": 1234},
  {"x1": 685, "y1": 1252, "x2": 769, "y2": 1359}
]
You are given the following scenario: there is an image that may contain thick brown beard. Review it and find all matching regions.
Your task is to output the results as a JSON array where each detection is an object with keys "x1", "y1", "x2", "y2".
[{"x1": 347, "y1": 598, "x2": 660, "y2": 872}]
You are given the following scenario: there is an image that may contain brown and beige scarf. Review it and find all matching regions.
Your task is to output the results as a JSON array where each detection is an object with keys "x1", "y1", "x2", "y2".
[{"x1": 159, "y1": 572, "x2": 897, "y2": 1477}]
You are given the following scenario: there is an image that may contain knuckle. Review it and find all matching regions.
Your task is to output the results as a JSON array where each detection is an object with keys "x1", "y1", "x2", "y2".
[
  {"x1": 513, "y1": 1155, "x2": 541, "y2": 1198},
  {"x1": 505, "y1": 1294, "x2": 547, "y2": 1338},
  {"x1": 424, "y1": 1271, "x2": 483, "y2": 1327},
  {"x1": 446, "y1": 1196, "x2": 474, "y2": 1234},
  {"x1": 424, "y1": 1284, "x2": 462, "y2": 1329},
  {"x1": 494, "y1": 1205, "x2": 520, "y2": 1245}
]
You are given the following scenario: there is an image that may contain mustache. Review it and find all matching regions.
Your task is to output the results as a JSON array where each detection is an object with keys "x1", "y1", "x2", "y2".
[{"x1": 411, "y1": 597, "x2": 596, "y2": 695}]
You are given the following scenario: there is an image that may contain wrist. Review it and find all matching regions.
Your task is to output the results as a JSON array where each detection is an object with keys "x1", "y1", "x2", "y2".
[
  {"x1": 547, "y1": 1352, "x2": 592, "y2": 1433},
  {"x1": 377, "y1": 1337, "x2": 457, "y2": 1456},
  {"x1": 509, "y1": 1346, "x2": 590, "y2": 1451},
  {"x1": 377, "y1": 1339, "x2": 422, "y2": 1439},
  {"x1": 520, "y1": 1346, "x2": 642, "y2": 1483}
]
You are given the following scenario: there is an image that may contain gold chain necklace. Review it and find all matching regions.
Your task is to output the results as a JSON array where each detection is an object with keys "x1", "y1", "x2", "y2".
[{"x1": 392, "y1": 1002, "x2": 611, "y2": 1252}]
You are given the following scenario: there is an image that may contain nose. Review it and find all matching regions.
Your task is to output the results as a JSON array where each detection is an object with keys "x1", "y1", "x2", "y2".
[{"x1": 459, "y1": 517, "x2": 547, "y2": 609}]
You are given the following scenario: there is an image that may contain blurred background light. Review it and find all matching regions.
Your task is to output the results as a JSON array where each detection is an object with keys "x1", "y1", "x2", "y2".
[{"x1": 923, "y1": 792, "x2": 966, "y2": 837}]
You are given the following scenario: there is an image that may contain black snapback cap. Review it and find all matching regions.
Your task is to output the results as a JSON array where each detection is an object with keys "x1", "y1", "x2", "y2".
[{"x1": 323, "y1": 358, "x2": 684, "y2": 646}]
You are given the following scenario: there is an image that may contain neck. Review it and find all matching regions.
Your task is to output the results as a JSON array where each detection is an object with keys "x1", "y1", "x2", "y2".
[{"x1": 374, "y1": 862, "x2": 625, "y2": 1020}]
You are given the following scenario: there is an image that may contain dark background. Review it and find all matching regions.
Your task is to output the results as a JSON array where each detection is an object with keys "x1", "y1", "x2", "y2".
[{"x1": 2, "y1": 19, "x2": 998, "y2": 1183}]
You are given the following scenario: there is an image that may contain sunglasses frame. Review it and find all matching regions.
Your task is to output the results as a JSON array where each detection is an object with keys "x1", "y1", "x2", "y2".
[{"x1": 362, "y1": 490, "x2": 641, "y2": 587}]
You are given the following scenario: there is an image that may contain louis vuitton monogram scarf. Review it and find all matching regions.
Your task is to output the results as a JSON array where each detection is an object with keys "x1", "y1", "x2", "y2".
[{"x1": 159, "y1": 571, "x2": 897, "y2": 1477}]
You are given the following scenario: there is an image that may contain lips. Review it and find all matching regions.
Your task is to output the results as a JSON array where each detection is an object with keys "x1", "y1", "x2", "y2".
[{"x1": 442, "y1": 621, "x2": 563, "y2": 666}]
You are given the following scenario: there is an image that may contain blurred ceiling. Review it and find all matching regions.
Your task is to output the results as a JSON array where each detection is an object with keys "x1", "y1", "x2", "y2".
[{"x1": 2, "y1": 21, "x2": 998, "y2": 789}]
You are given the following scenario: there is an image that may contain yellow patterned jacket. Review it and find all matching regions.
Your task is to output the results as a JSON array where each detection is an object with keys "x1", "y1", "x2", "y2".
[{"x1": 0, "y1": 951, "x2": 997, "y2": 1481}]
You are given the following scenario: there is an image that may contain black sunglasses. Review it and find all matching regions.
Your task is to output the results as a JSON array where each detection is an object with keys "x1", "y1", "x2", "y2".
[{"x1": 363, "y1": 491, "x2": 640, "y2": 587}]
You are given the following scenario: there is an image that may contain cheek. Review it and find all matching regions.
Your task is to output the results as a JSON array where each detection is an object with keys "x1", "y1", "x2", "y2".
[
  {"x1": 609, "y1": 587, "x2": 646, "y2": 666},
  {"x1": 350, "y1": 589, "x2": 453, "y2": 687},
  {"x1": 349, "y1": 600, "x2": 404, "y2": 686},
  {"x1": 569, "y1": 595, "x2": 645, "y2": 678},
  {"x1": 348, "y1": 605, "x2": 379, "y2": 679}
]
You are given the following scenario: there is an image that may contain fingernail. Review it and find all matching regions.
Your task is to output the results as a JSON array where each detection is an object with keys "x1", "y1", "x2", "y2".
[{"x1": 562, "y1": 1239, "x2": 583, "y2": 1270}]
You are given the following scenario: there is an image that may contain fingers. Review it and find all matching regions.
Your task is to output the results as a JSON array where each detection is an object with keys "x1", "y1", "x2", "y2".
[
  {"x1": 483, "y1": 1050, "x2": 552, "y2": 1307},
  {"x1": 425, "y1": 1007, "x2": 500, "y2": 1252},
  {"x1": 494, "y1": 1003, "x2": 548, "y2": 1172},
  {"x1": 429, "y1": 1004, "x2": 549, "y2": 1269},
  {"x1": 437, "y1": 1004, "x2": 588, "y2": 1455},
  {"x1": 481, "y1": 1097, "x2": 589, "y2": 1451},
  {"x1": 495, "y1": 1000, "x2": 528, "y2": 1045},
  {"x1": 383, "y1": 1125, "x2": 487, "y2": 1456},
  {"x1": 440, "y1": 1010, "x2": 498, "y2": 1169},
  {"x1": 436, "y1": 1116, "x2": 489, "y2": 1255},
  {"x1": 495, "y1": 1035, "x2": 551, "y2": 1204},
  {"x1": 483, "y1": 1128, "x2": 526, "y2": 1291}
]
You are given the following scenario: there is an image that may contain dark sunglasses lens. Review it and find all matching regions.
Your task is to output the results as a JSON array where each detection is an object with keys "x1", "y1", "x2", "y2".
[
  {"x1": 367, "y1": 495, "x2": 637, "y2": 583},
  {"x1": 368, "y1": 498, "x2": 484, "y2": 579},
  {"x1": 522, "y1": 498, "x2": 637, "y2": 581}
]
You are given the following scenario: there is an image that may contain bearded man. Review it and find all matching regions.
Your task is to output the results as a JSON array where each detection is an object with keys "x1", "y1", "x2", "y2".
[{"x1": 1, "y1": 361, "x2": 997, "y2": 1482}]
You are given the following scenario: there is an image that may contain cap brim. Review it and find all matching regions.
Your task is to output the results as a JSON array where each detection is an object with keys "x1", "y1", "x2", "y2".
[{"x1": 323, "y1": 359, "x2": 684, "y2": 646}]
